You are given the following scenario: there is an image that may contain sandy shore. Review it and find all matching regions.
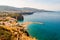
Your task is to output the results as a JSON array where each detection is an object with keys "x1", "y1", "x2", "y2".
[{"x1": 21, "y1": 22, "x2": 44, "y2": 27}]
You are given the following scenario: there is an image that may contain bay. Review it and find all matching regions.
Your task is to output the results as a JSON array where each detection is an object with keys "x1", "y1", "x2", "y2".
[{"x1": 20, "y1": 12, "x2": 60, "y2": 40}]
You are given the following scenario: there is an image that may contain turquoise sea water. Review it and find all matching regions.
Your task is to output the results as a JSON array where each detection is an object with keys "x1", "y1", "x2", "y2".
[{"x1": 21, "y1": 12, "x2": 60, "y2": 40}]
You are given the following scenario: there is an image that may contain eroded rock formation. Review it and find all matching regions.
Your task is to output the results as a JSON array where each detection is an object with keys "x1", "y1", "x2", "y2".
[{"x1": 0, "y1": 17, "x2": 36, "y2": 40}]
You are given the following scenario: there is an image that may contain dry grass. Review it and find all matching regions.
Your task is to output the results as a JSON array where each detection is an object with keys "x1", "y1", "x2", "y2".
[{"x1": 0, "y1": 17, "x2": 36, "y2": 40}]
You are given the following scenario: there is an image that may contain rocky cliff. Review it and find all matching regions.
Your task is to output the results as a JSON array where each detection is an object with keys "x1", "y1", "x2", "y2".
[{"x1": 0, "y1": 16, "x2": 36, "y2": 40}]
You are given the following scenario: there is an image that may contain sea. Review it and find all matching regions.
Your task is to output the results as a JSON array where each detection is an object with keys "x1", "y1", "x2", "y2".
[{"x1": 19, "y1": 12, "x2": 60, "y2": 40}]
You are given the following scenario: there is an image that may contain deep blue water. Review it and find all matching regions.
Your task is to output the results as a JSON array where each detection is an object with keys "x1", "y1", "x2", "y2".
[{"x1": 22, "y1": 12, "x2": 60, "y2": 40}]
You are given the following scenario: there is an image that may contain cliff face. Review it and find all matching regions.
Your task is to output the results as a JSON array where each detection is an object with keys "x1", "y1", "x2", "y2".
[
  {"x1": 12, "y1": 14, "x2": 24, "y2": 21},
  {"x1": 0, "y1": 12, "x2": 24, "y2": 21},
  {"x1": 0, "y1": 17, "x2": 36, "y2": 40}
]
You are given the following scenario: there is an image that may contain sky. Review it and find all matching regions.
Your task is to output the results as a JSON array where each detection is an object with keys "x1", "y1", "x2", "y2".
[{"x1": 0, "y1": 0, "x2": 60, "y2": 11}]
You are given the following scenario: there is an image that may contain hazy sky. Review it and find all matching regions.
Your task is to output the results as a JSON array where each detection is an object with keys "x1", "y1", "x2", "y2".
[{"x1": 0, "y1": 0, "x2": 60, "y2": 11}]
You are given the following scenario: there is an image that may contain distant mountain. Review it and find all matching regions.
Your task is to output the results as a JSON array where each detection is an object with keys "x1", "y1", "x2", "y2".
[
  {"x1": 0, "y1": 5, "x2": 53, "y2": 12},
  {"x1": 0, "y1": 6, "x2": 21, "y2": 11}
]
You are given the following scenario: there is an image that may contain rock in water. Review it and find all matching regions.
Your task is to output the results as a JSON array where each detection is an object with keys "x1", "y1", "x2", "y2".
[{"x1": 17, "y1": 15, "x2": 24, "y2": 21}]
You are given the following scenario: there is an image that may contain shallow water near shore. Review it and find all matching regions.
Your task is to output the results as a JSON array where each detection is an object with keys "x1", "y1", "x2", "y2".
[{"x1": 19, "y1": 12, "x2": 60, "y2": 40}]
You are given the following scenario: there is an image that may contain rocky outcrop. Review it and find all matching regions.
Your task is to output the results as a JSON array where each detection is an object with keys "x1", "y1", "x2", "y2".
[
  {"x1": 0, "y1": 17, "x2": 36, "y2": 40},
  {"x1": 12, "y1": 14, "x2": 24, "y2": 21},
  {"x1": 16, "y1": 15, "x2": 24, "y2": 21},
  {"x1": 0, "y1": 12, "x2": 24, "y2": 21}
]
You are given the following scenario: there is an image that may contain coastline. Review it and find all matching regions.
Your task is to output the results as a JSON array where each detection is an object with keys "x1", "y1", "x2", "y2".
[
  {"x1": 21, "y1": 22, "x2": 43, "y2": 27},
  {"x1": 0, "y1": 16, "x2": 36, "y2": 40}
]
